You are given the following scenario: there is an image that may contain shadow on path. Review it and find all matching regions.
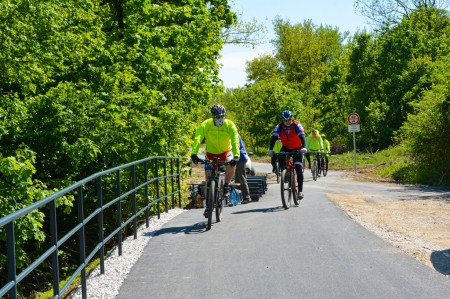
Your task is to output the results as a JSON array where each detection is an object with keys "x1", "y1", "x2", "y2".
[
  {"x1": 431, "y1": 249, "x2": 450, "y2": 275},
  {"x1": 144, "y1": 222, "x2": 206, "y2": 236}
]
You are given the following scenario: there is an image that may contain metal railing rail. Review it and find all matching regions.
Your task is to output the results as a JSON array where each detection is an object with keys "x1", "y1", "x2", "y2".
[{"x1": 0, "y1": 156, "x2": 182, "y2": 299}]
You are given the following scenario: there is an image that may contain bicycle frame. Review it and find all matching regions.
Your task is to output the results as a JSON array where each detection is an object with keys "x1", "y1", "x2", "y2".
[
  {"x1": 278, "y1": 151, "x2": 301, "y2": 209},
  {"x1": 308, "y1": 151, "x2": 321, "y2": 181}
]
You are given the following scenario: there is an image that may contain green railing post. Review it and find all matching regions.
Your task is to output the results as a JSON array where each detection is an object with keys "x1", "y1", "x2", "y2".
[
  {"x1": 7, "y1": 222, "x2": 17, "y2": 298},
  {"x1": 97, "y1": 177, "x2": 105, "y2": 274},
  {"x1": 144, "y1": 161, "x2": 149, "y2": 227},
  {"x1": 77, "y1": 186, "x2": 87, "y2": 299},
  {"x1": 164, "y1": 158, "x2": 168, "y2": 213},
  {"x1": 116, "y1": 169, "x2": 122, "y2": 256},
  {"x1": 132, "y1": 165, "x2": 137, "y2": 239},
  {"x1": 49, "y1": 200, "x2": 60, "y2": 297}
]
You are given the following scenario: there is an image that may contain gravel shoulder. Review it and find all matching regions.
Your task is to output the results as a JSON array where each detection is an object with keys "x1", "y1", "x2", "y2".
[{"x1": 327, "y1": 171, "x2": 450, "y2": 277}]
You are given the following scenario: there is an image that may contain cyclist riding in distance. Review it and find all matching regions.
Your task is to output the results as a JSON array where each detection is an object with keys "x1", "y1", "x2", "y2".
[
  {"x1": 270, "y1": 138, "x2": 283, "y2": 173},
  {"x1": 322, "y1": 134, "x2": 331, "y2": 171},
  {"x1": 268, "y1": 110, "x2": 307, "y2": 199},
  {"x1": 305, "y1": 129, "x2": 324, "y2": 169},
  {"x1": 190, "y1": 104, "x2": 240, "y2": 217}
]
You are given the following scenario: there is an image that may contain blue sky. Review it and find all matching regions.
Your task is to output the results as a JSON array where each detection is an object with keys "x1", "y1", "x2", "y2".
[{"x1": 218, "y1": 0, "x2": 371, "y2": 88}]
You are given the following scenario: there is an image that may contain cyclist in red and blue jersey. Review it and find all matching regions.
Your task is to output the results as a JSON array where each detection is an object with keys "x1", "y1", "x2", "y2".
[{"x1": 268, "y1": 110, "x2": 307, "y2": 199}]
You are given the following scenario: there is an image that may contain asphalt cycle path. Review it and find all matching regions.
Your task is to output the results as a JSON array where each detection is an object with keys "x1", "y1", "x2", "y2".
[{"x1": 117, "y1": 168, "x2": 450, "y2": 299}]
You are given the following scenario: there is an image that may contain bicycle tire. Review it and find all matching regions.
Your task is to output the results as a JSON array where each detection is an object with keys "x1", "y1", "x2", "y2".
[
  {"x1": 215, "y1": 194, "x2": 223, "y2": 222},
  {"x1": 280, "y1": 169, "x2": 292, "y2": 209},
  {"x1": 312, "y1": 160, "x2": 318, "y2": 181},
  {"x1": 323, "y1": 162, "x2": 328, "y2": 176},
  {"x1": 215, "y1": 178, "x2": 225, "y2": 221},
  {"x1": 292, "y1": 168, "x2": 299, "y2": 206},
  {"x1": 206, "y1": 180, "x2": 215, "y2": 230},
  {"x1": 276, "y1": 162, "x2": 280, "y2": 184}
]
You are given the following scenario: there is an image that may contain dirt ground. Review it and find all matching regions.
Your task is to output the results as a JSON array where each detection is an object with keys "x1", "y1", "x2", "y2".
[{"x1": 327, "y1": 170, "x2": 450, "y2": 278}]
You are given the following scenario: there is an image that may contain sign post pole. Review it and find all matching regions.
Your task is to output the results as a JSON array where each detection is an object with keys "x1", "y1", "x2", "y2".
[
  {"x1": 353, "y1": 131, "x2": 356, "y2": 174},
  {"x1": 347, "y1": 113, "x2": 361, "y2": 174}
]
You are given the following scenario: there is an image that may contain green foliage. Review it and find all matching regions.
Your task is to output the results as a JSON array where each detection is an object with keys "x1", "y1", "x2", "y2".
[
  {"x1": 0, "y1": 148, "x2": 52, "y2": 268},
  {"x1": 0, "y1": 0, "x2": 236, "y2": 296},
  {"x1": 398, "y1": 56, "x2": 450, "y2": 185},
  {"x1": 220, "y1": 78, "x2": 303, "y2": 153}
]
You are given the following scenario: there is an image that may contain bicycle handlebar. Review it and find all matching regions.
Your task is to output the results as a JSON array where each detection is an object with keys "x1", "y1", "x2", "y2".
[
  {"x1": 276, "y1": 150, "x2": 303, "y2": 156},
  {"x1": 198, "y1": 158, "x2": 233, "y2": 167}
]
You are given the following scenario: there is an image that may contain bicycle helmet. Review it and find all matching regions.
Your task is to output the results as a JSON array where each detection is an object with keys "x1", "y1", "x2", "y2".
[
  {"x1": 281, "y1": 110, "x2": 293, "y2": 120},
  {"x1": 211, "y1": 104, "x2": 226, "y2": 117}
]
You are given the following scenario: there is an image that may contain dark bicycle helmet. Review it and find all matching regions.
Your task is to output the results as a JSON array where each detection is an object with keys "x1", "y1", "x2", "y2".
[
  {"x1": 281, "y1": 110, "x2": 293, "y2": 120},
  {"x1": 211, "y1": 104, "x2": 226, "y2": 116}
]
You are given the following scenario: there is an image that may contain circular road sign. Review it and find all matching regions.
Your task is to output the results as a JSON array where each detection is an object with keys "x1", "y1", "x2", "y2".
[{"x1": 348, "y1": 112, "x2": 360, "y2": 124}]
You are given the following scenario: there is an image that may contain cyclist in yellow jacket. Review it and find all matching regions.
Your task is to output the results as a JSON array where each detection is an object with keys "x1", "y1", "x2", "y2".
[
  {"x1": 305, "y1": 129, "x2": 324, "y2": 169},
  {"x1": 322, "y1": 134, "x2": 331, "y2": 171},
  {"x1": 270, "y1": 138, "x2": 283, "y2": 173},
  {"x1": 191, "y1": 104, "x2": 240, "y2": 216}
]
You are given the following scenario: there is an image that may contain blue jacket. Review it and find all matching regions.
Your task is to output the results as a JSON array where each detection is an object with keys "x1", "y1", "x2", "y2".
[{"x1": 238, "y1": 135, "x2": 249, "y2": 162}]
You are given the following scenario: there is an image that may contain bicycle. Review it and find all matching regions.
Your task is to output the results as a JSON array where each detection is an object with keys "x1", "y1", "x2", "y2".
[
  {"x1": 274, "y1": 158, "x2": 281, "y2": 183},
  {"x1": 308, "y1": 151, "x2": 321, "y2": 181},
  {"x1": 320, "y1": 153, "x2": 328, "y2": 176},
  {"x1": 199, "y1": 158, "x2": 232, "y2": 230},
  {"x1": 277, "y1": 150, "x2": 302, "y2": 209}
]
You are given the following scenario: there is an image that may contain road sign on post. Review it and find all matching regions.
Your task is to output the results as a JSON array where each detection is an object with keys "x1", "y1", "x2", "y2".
[
  {"x1": 347, "y1": 113, "x2": 360, "y2": 174},
  {"x1": 347, "y1": 112, "x2": 360, "y2": 124},
  {"x1": 348, "y1": 124, "x2": 361, "y2": 132}
]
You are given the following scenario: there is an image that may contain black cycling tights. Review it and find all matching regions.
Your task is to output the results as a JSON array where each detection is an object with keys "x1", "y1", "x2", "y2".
[{"x1": 295, "y1": 164, "x2": 303, "y2": 192}]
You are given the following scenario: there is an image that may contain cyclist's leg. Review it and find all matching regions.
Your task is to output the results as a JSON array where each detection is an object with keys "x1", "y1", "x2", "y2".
[
  {"x1": 293, "y1": 154, "x2": 304, "y2": 197},
  {"x1": 271, "y1": 156, "x2": 277, "y2": 173},
  {"x1": 278, "y1": 155, "x2": 287, "y2": 172},
  {"x1": 306, "y1": 152, "x2": 311, "y2": 168},
  {"x1": 325, "y1": 155, "x2": 329, "y2": 169},
  {"x1": 235, "y1": 160, "x2": 250, "y2": 203},
  {"x1": 203, "y1": 168, "x2": 213, "y2": 216}
]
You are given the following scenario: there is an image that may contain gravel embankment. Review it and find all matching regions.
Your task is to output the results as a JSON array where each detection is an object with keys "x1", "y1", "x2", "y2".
[{"x1": 68, "y1": 208, "x2": 186, "y2": 299}]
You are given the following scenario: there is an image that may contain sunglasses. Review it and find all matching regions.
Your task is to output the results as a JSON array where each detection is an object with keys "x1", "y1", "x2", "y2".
[
  {"x1": 283, "y1": 118, "x2": 292, "y2": 122},
  {"x1": 214, "y1": 115, "x2": 225, "y2": 119}
]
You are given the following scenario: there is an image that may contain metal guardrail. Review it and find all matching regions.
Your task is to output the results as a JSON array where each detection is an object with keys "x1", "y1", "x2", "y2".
[{"x1": 0, "y1": 156, "x2": 181, "y2": 298}]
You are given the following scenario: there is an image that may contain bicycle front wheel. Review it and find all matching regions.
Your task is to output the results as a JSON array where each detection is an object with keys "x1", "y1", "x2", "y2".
[
  {"x1": 323, "y1": 159, "x2": 328, "y2": 176},
  {"x1": 292, "y1": 169, "x2": 299, "y2": 206},
  {"x1": 215, "y1": 188, "x2": 224, "y2": 223},
  {"x1": 276, "y1": 163, "x2": 280, "y2": 184},
  {"x1": 312, "y1": 160, "x2": 318, "y2": 181},
  {"x1": 206, "y1": 180, "x2": 215, "y2": 230},
  {"x1": 280, "y1": 169, "x2": 292, "y2": 209}
]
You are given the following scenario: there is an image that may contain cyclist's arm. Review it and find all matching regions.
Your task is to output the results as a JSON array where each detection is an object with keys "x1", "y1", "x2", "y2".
[
  {"x1": 305, "y1": 135, "x2": 311, "y2": 150},
  {"x1": 192, "y1": 121, "x2": 206, "y2": 155},
  {"x1": 268, "y1": 135, "x2": 278, "y2": 150},
  {"x1": 229, "y1": 122, "x2": 240, "y2": 159},
  {"x1": 299, "y1": 134, "x2": 306, "y2": 150}
]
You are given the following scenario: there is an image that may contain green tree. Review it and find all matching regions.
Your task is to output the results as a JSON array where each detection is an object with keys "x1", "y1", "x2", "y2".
[{"x1": 398, "y1": 56, "x2": 450, "y2": 185}]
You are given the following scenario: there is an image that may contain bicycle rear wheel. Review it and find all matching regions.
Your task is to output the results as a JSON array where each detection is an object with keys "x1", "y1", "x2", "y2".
[
  {"x1": 312, "y1": 160, "x2": 318, "y2": 181},
  {"x1": 206, "y1": 180, "x2": 215, "y2": 230},
  {"x1": 280, "y1": 169, "x2": 292, "y2": 209}
]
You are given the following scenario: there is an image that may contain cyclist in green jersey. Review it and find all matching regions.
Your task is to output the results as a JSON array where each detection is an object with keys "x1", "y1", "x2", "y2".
[{"x1": 191, "y1": 104, "x2": 240, "y2": 216}]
